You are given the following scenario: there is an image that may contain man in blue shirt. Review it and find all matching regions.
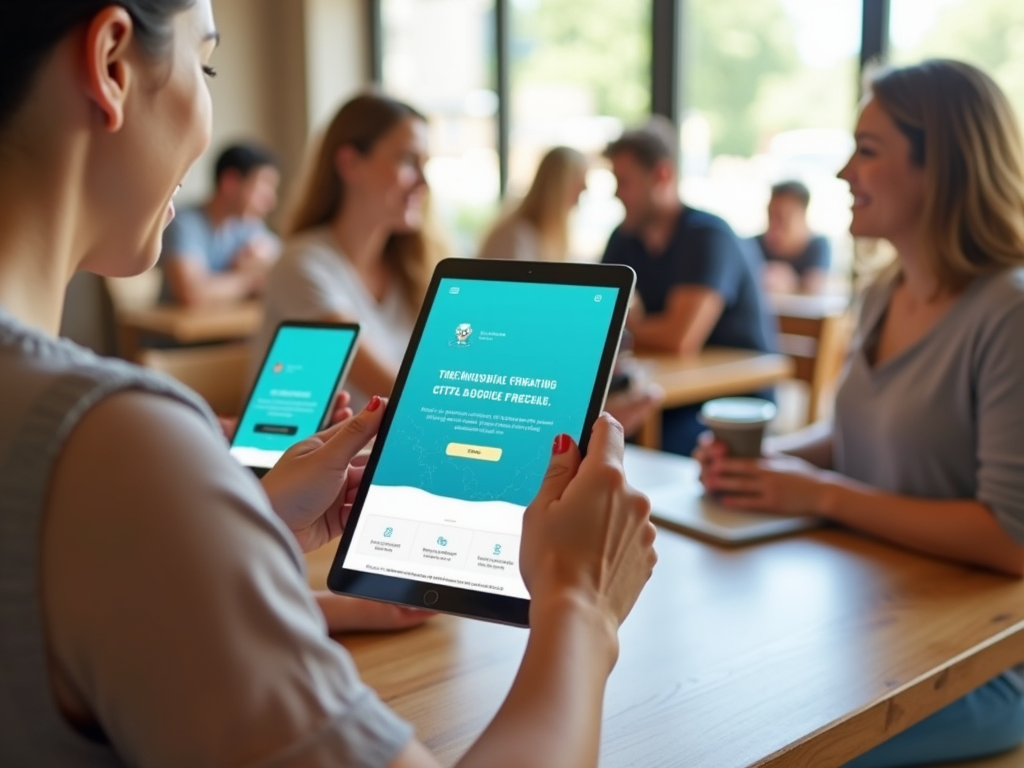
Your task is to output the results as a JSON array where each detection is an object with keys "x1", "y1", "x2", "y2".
[
  {"x1": 601, "y1": 118, "x2": 776, "y2": 455},
  {"x1": 161, "y1": 143, "x2": 282, "y2": 306},
  {"x1": 754, "y1": 180, "x2": 832, "y2": 295}
]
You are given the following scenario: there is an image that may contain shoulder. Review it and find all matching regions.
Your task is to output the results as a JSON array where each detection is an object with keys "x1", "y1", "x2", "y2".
[
  {"x1": 968, "y1": 269, "x2": 1024, "y2": 337},
  {"x1": 680, "y1": 207, "x2": 735, "y2": 235},
  {"x1": 274, "y1": 229, "x2": 345, "y2": 280}
]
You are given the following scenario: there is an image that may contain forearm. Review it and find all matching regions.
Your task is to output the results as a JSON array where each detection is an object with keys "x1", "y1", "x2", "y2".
[
  {"x1": 630, "y1": 316, "x2": 696, "y2": 356},
  {"x1": 819, "y1": 476, "x2": 1024, "y2": 576},
  {"x1": 176, "y1": 271, "x2": 255, "y2": 306},
  {"x1": 765, "y1": 421, "x2": 832, "y2": 468},
  {"x1": 455, "y1": 593, "x2": 617, "y2": 768}
]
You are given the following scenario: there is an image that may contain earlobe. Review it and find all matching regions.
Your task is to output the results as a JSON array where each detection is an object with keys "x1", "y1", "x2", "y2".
[{"x1": 84, "y1": 7, "x2": 136, "y2": 132}]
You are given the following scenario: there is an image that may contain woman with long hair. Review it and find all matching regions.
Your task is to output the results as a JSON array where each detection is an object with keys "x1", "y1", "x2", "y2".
[
  {"x1": 0, "y1": 2, "x2": 656, "y2": 764},
  {"x1": 254, "y1": 93, "x2": 444, "y2": 411},
  {"x1": 699, "y1": 59, "x2": 1024, "y2": 766},
  {"x1": 479, "y1": 146, "x2": 587, "y2": 261}
]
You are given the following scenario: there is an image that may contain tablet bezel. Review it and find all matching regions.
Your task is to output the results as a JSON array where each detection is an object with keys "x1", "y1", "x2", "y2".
[
  {"x1": 327, "y1": 258, "x2": 636, "y2": 627},
  {"x1": 231, "y1": 320, "x2": 361, "y2": 478}
]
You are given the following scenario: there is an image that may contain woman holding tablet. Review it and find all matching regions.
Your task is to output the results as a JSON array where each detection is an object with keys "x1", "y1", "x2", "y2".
[
  {"x1": 699, "y1": 60, "x2": 1024, "y2": 766},
  {"x1": 0, "y1": 2, "x2": 656, "y2": 766},
  {"x1": 254, "y1": 93, "x2": 444, "y2": 412}
]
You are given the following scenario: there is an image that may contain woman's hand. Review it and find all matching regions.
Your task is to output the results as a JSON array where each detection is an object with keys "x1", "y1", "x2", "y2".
[
  {"x1": 521, "y1": 415, "x2": 658, "y2": 638},
  {"x1": 697, "y1": 432, "x2": 832, "y2": 516},
  {"x1": 314, "y1": 592, "x2": 433, "y2": 635},
  {"x1": 218, "y1": 391, "x2": 354, "y2": 441},
  {"x1": 261, "y1": 396, "x2": 385, "y2": 552}
]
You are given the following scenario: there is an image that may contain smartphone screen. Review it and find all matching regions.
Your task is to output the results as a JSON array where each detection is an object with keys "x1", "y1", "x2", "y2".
[
  {"x1": 340, "y1": 277, "x2": 620, "y2": 600},
  {"x1": 230, "y1": 323, "x2": 359, "y2": 472}
]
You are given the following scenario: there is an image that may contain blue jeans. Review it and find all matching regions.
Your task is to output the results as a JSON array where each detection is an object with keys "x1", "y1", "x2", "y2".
[{"x1": 844, "y1": 671, "x2": 1024, "y2": 767}]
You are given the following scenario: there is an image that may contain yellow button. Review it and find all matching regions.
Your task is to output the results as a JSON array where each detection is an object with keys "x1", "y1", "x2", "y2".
[{"x1": 446, "y1": 442, "x2": 503, "y2": 462}]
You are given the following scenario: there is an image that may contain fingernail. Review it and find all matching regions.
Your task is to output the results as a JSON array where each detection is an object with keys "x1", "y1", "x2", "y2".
[
  {"x1": 552, "y1": 434, "x2": 571, "y2": 455},
  {"x1": 366, "y1": 395, "x2": 381, "y2": 412}
]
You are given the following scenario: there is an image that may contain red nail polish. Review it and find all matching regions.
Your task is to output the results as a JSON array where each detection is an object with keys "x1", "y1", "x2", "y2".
[
  {"x1": 366, "y1": 395, "x2": 381, "y2": 412},
  {"x1": 552, "y1": 434, "x2": 571, "y2": 455}
]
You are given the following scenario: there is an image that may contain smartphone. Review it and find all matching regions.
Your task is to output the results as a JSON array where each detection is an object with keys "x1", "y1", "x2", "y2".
[{"x1": 230, "y1": 321, "x2": 360, "y2": 476}]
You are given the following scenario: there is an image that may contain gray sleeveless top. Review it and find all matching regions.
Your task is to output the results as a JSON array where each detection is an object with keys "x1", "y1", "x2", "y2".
[{"x1": 0, "y1": 308, "x2": 411, "y2": 766}]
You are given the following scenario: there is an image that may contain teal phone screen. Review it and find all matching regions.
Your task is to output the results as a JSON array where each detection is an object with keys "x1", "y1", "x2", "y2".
[{"x1": 230, "y1": 325, "x2": 357, "y2": 469}]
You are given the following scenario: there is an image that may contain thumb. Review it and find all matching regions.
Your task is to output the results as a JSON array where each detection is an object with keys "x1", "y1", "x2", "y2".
[
  {"x1": 315, "y1": 395, "x2": 387, "y2": 471},
  {"x1": 529, "y1": 433, "x2": 582, "y2": 510}
]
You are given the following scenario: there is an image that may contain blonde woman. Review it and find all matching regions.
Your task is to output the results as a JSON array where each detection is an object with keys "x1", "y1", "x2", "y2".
[
  {"x1": 699, "y1": 59, "x2": 1024, "y2": 766},
  {"x1": 479, "y1": 146, "x2": 587, "y2": 261},
  {"x1": 255, "y1": 93, "x2": 443, "y2": 411}
]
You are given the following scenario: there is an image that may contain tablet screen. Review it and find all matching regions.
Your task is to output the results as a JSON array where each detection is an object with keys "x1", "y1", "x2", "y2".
[
  {"x1": 341, "y1": 277, "x2": 619, "y2": 600},
  {"x1": 230, "y1": 324, "x2": 358, "y2": 470}
]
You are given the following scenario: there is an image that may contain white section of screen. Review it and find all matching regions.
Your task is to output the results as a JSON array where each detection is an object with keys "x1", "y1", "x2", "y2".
[{"x1": 228, "y1": 445, "x2": 284, "y2": 469}]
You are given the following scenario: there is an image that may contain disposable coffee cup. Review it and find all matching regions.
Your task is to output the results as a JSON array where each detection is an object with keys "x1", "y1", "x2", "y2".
[{"x1": 699, "y1": 398, "x2": 777, "y2": 458}]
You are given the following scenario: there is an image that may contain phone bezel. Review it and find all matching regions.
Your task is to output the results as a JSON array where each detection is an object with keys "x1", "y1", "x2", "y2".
[{"x1": 231, "y1": 320, "x2": 361, "y2": 478}]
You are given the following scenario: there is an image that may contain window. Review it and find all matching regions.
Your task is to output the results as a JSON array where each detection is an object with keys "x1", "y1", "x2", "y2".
[
  {"x1": 681, "y1": 0, "x2": 862, "y2": 287},
  {"x1": 382, "y1": 0, "x2": 499, "y2": 256},
  {"x1": 508, "y1": 0, "x2": 651, "y2": 259},
  {"x1": 889, "y1": 0, "x2": 1024, "y2": 126}
]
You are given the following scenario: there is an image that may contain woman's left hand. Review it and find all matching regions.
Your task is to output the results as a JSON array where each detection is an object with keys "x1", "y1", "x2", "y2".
[
  {"x1": 218, "y1": 391, "x2": 354, "y2": 442},
  {"x1": 702, "y1": 453, "x2": 832, "y2": 517},
  {"x1": 261, "y1": 397, "x2": 385, "y2": 552}
]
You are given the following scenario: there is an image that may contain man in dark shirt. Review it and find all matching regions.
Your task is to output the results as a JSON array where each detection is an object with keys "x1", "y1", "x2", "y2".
[
  {"x1": 754, "y1": 180, "x2": 832, "y2": 295},
  {"x1": 601, "y1": 117, "x2": 776, "y2": 455}
]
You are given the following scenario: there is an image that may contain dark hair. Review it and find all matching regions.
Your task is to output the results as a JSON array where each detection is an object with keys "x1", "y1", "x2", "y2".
[
  {"x1": 0, "y1": 0, "x2": 195, "y2": 130},
  {"x1": 604, "y1": 115, "x2": 678, "y2": 170},
  {"x1": 214, "y1": 143, "x2": 279, "y2": 184},
  {"x1": 770, "y1": 180, "x2": 811, "y2": 208}
]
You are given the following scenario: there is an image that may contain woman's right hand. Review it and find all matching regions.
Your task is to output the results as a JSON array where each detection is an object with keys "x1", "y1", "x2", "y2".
[{"x1": 520, "y1": 414, "x2": 657, "y2": 636}]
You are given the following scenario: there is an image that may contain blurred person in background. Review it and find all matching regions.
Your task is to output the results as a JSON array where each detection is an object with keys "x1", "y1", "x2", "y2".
[
  {"x1": 478, "y1": 146, "x2": 587, "y2": 262},
  {"x1": 161, "y1": 142, "x2": 281, "y2": 305},
  {"x1": 753, "y1": 180, "x2": 831, "y2": 295}
]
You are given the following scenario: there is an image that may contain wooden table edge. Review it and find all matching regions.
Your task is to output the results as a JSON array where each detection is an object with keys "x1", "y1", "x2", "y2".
[{"x1": 759, "y1": 619, "x2": 1024, "y2": 767}]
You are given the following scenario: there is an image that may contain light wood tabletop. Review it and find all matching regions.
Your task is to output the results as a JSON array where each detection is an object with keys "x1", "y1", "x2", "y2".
[
  {"x1": 114, "y1": 300, "x2": 263, "y2": 360},
  {"x1": 306, "y1": 446, "x2": 1024, "y2": 767},
  {"x1": 632, "y1": 347, "x2": 794, "y2": 448}
]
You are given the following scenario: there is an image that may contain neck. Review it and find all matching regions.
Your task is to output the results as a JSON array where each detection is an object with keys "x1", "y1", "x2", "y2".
[
  {"x1": 892, "y1": 236, "x2": 944, "y2": 303},
  {"x1": 332, "y1": 205, "x2": 391, "y2": 270},
  {"x1": 0, "y1": 129, "x2": 89, "y2": 335},
  {"x1": 204, "y1": 193, "x2": 237, "y2": 228},
  {"x1": 640, "y1": 198, "x2": 681, "y2": 253}
]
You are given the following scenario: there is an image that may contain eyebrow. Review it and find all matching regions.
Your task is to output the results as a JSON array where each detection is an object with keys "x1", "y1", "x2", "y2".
[{"x1": 854, "y1": 131, "x2": 883, "y2": 142}]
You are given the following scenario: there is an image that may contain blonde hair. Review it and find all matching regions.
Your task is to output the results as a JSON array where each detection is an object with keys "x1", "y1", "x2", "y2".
[
  {"x1": 482, "y1": 146, "x2": 587, "y2": 261},
  {"x1": 866, "y1": 59, "x2": 1024, "y2": 292},
  {"x1": 285, "y1": 93, "x2": 442, "y2": 309}
]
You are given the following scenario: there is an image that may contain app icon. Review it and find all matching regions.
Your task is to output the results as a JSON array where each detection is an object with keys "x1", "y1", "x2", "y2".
[
  {"x1": 492, "y1": 544, "x2": 502, "y2": 556},
  {"x1": 272, "y1": 362, "x2": 284, "y2": 373},
  {"x1": 450, "y1": 322, "x2": 473, "y2": 346},
  {"x1": 383, "y1": 527, "x2": 393, "y2": 538},
  {"x1": 437, "y1": 536, "x2": 449, "y2": 547}
]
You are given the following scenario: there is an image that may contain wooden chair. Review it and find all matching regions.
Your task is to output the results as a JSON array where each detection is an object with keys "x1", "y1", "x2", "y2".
[
  {"x1": 139, "y1": 342, "x2": 252, "y2": 417},
  {"x1": 772, "y1": 294, "x2": 853, "y2": 425}
]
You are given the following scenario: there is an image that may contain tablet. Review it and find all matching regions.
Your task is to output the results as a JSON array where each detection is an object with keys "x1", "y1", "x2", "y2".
[
  {"x1": 230, "y1": 321, "x2": 359, "y2": 476},
  {"x1": 327, "y1": 258, "x2": 635, "y2": 626}
]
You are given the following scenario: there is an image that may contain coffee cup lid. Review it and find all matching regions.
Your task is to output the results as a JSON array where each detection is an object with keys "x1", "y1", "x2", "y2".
[{"x1": 700, "y1": 397, "x2": 777, "y2": 428}]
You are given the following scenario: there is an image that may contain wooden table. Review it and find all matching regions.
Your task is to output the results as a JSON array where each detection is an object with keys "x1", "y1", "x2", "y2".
[
  {"x1": 307, "y1": 447, "x2": 1024, "y2": 767},
  {"x1": 633, "y1": 347, "x2": 794, "y2": 448},
  {"x1": 114, "y1": 300, "x2": 263, "y2": 360}
]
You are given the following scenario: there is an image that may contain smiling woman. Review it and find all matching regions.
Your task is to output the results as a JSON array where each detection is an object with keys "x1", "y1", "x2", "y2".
[{"x1": 0, "y1": 3, "x2": 656, "y2": 766}]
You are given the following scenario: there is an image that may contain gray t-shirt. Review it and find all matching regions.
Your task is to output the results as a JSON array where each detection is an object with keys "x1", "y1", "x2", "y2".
[
  {"x1": 0, "y1": 307, "x2": 411, "y2": 766},
  {"x1": 835, "y1": 269, "x2": 1024, "y2": 541}
]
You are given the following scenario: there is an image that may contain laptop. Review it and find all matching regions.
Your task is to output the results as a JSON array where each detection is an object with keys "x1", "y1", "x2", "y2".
[{"x1": 623, "y1": 446, "x2": 822, "y2": 546}]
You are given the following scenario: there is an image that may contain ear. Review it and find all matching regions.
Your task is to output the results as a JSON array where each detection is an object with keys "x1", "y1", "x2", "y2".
[
  {"x1": 83, "y1": 7, "x2": 136, "y2": 131},
  {"x1": 334, "y1": 145, "x2": 360, "y2": 181}
]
